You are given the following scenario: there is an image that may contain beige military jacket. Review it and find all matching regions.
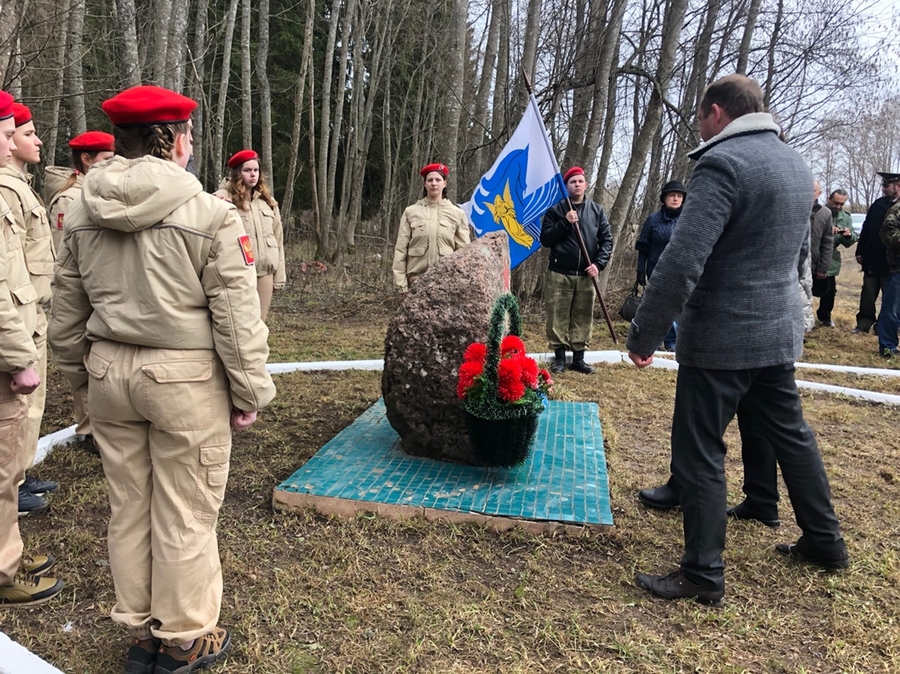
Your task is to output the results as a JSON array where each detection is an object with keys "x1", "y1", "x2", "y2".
[
  {"x1": 43, "y1": 166, "x2": 82, "y2": 252},
  {"x1": 0, "y1": 193, "x2": 38, "y2": 373},
  {"x1": 214, "y1": 179, "x2": 286, "y2": 288},
  {"x1": 392, "y1": 198, "x2": 470, "y2": 290},
  {"x1": 0, "y1": 165, "x2": 55, "y2": 309},
  {"x1": 50, "y1": 156, "x2": 276, "y2": 412}
]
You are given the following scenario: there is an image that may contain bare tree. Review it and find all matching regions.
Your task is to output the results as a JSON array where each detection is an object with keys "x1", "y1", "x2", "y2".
[
  {"x1": 240, "y1": 0, "x2": 252, "y2": 148},
  {"x1": 212, "y1": 0, "x2": 240, "y2": 180},
  {"x1": 65, "y1": 0, "x2": 86, "y2": 135},
  {"x1": 256, "y1": 0, "x2": 273, "y2": 186},
  {"x1": 282, "y1": 0, "x2": 315, "y2": 223},
  {"x1": 115, "y1": 0, "x2": 141, "y2": 86}
]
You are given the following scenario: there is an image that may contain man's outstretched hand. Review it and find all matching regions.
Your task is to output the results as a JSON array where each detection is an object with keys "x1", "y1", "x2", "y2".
[{"x1": 628, "y1": 351, "x2": 653, "y2": 369}]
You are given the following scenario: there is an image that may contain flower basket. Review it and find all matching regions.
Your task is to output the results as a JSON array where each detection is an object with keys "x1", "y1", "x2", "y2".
[{"x1": 457, "y1": 294, "x2": 551, "y2": 467}]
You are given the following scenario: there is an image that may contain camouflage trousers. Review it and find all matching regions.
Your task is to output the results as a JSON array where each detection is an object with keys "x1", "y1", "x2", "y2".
[{"x1": 545, "y1": 270, "x2": 595, "y2": 351}]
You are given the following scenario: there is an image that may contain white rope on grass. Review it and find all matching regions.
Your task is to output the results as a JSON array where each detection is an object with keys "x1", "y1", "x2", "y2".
[{"x1": 35, "y1": 352, "x2": 900, "y2": 466}]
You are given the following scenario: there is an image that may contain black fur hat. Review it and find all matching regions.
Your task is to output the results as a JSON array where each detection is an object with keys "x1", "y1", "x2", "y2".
[{"x1": 660, "y1": 180, "x2": 687, "y2": 202}]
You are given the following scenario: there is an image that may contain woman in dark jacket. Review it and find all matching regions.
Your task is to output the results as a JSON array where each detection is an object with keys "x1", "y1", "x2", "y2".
[{"x1": 635, "y1": 180, "x2": 686, "y2": 351}]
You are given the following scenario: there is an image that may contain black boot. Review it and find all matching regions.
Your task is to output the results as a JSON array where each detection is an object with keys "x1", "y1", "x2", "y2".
[
  {"x1": 550, "y1": 347, "x2": 566, "y2": 374},
  {"x1": 570, "y1": 350, "x2": 594, "y2": 374}
]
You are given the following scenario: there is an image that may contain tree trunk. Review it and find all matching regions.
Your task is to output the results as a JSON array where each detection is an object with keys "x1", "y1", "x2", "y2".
[
  {"x1": 281, "y1": 0, "x2": 315, "y2": 224},
  {"x1": 213, "y1": 0, "x2": 240, "y2": 180},
  {"x1": 240, "y1": 0, "x2": 253, "y2": 148},
  {"x1": 515, "y1": 0, "x2": 541, "y2": 118},
  {"x1": 315, "y1": 0, "x2": 343, "y2": 259},
  {"x1": 603, "y1": 0, "x2": 690, "y2": 293},
  {"x1": 763, "y1": 0, "x2": 784, "y2": 109},
  {"x1": 115, "y1": 0, "x2": 141, "y2": 86},
  {"x1": 736, "y1": 0, "x2": 764, "y2": 75},
  {"x1": 437, "y1": 0, "x2": 467, "y2": 201},
  {"x1": 582, "y1": 0, "x2": 627, "y2": 185},
  {"x1": 45, "y1": 0, "x2": 72, "y2": 162},
  {"x1": 469, "y1": 0, "x2": 501, "y2": 172},
  {"x1": 256, "y1": 0, "x2": 273, "y2": 187},
  {"x1": 151, "y1": 0, "x2": 173, "y2": 85},
  {"x1": 166, "y1": 0, "x2": 191, "y2": 91},
  {"x1": 490, "y1": 0, "x2": 510, "y2": 142},
  {"x1": 188, "y1": 0, "x2": 209, "y2": 184},
  {"x1": 66, "y1": 0, "x2": 86, "y2": 135}
]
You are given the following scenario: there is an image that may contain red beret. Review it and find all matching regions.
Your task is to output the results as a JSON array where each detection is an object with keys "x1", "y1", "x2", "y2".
[
  {"x1": 228, "y1": 149, "x2": 259, "y2": 169},
  {"x1": 563, "y1": 166, "x2": 585, "y2": 184},
  {"x1": 101, "y1": 85, "x2": 197, "y2": 126},
  {"x1": 420, "y1": 163, "x2": 449, "y2": 178},
  {"x1": 0, "y1": 91, "x2": 12, "y2": 121},
  {"x1": 69, "y1": 131, "x2": 115, "y2": 152},
  {"x1": 12, "y1": 102, "x2": 32, "y2": 127}
]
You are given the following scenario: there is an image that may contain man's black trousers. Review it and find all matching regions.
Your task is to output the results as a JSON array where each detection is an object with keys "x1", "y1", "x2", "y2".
[{"x1": 670, "y1": 363, "x2": 844, "y2": 590}]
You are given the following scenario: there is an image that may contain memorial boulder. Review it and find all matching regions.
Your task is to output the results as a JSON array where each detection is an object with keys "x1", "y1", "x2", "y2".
[{"x1": 382, "y1": 232, "x2": 511, "y2": 463}]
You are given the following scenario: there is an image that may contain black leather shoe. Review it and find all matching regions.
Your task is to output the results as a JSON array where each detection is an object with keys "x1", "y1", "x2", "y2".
[
  {"x1": 75, "y1": 433, "x2": 100, "y2": 456},
  {"x1": 775, "y1": 537, "x2": 849, "y2": 570},
  {"x1": 550, "y1": 348, "x2": 566, "y2": 374},
  {"x1": 726, "y1": 501, "x2": 780, "y2": 528},
  {"x1": 570, "y1": 351, "x2": 594, "y2": 374},
  {"x1": 637, "y1": 483, "x2": 678, "y2": 510},
  {"x1": 635, "y1": 569, "x2": 724, "y2": 605},
  {"x1": 18, "y1": 488, "x2": 49, "y2": 517},
  {"x1": 23, "y1": 474, "x2": 58, "y2": 495}
]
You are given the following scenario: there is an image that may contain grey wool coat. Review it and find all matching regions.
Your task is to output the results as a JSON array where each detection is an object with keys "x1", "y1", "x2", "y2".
[{"x1": 626, "y1": 113, "x2": 811, "y2": 370}]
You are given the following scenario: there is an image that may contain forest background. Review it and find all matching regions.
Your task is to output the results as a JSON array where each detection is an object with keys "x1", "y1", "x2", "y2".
[{"x1": 1, "y1": 0, "x2": 899, "y2": 294}]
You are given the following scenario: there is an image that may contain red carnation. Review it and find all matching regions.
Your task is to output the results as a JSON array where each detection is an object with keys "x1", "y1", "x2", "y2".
[
  {"x1": 457, "y1": 360, "x2": 484, "y2": 399},
  {"x1": 498, "y1": 358, "x2": 526, "y2": 402},
  {"x1": 500, "y1": 335, "x2": 526, "y2": 358},
  {"x1": 518, "y1": 355, "x2": 539, "y2": 388},
  {"x1": 538, "y1": 368, "x2": 553, "y2": 387},
  {"x1": 463, "y1": 342, "x2": 487, "y2": 363}
]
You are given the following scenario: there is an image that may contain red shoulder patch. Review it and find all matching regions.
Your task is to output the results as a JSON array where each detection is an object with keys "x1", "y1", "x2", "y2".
[
  {"x1": 239, "y1": 234, "x2": 255, "y2": 265},
  {"x1": 57, "y1": 213, "x2": 64, "y2": 230}
]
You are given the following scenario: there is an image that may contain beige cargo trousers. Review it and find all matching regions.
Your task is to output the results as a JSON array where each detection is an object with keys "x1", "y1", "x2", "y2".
[
  {"x1": 0, "y1": 378, "x2": 28, "y2": 584},
  {"x1": 87, "y1": 340, "x2": 232, "y2": 643}
]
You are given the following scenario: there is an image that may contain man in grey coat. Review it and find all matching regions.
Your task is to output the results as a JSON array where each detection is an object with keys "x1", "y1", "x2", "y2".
[{"x1": 626, "y1": 74, "x2": 848, "y2": 604}]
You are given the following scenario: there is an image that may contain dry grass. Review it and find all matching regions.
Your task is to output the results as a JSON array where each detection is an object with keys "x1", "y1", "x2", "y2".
[{"x1": 7, "y1": 246, "x2": 900, "y2": 673}]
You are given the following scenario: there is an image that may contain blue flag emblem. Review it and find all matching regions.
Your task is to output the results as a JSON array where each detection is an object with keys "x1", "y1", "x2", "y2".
[{"x1": 461, "y1": 95, "x2": 566, "y2": 270}]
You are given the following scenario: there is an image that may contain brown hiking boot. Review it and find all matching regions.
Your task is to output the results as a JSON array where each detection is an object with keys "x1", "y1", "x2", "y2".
[
  {"x1": 125, "y1": 636, "x2": 162, "y2": 674},
  {"x1": 20, "y1": 553, "x2": 55, "y2": 576},
  {"x1": 0, "y1": 572, "x2": 64, "y2": 607},
  {"x1": 155, "y1": 627, "x2": 232, "y2": 674}
]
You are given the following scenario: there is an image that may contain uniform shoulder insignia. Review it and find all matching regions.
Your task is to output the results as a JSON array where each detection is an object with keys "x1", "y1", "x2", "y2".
[
  {"x1": 239, "y1": 234, "x2": 255, "y2": 265},
  {"x1": 57, "y1": 213, "x2": 64, "y2": 230}
]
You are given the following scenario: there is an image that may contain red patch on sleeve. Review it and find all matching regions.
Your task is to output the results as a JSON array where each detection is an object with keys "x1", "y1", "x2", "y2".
[
  {"x1": 239, "y1": 234, "x2": 255, "y2": 265},
  {"x1": 57, "y1": 213, "x2": 64, "y2": 230}
]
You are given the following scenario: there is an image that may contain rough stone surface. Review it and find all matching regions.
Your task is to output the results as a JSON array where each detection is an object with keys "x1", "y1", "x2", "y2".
[{"x1": 382, "y1": 232, "x2": 511, "y2": 463}]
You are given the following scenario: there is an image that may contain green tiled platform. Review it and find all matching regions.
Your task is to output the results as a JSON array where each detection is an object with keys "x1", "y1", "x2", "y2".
[{"x1": 274, "y1": 400, "x2": 613, "y2": 527}]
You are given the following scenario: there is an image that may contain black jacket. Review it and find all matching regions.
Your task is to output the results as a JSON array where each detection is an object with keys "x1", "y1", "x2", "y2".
[
  {"x1": 855, "y1": 195, "x2": 895, "y2": 276},
  {"x1": 540, "y1": 198, "x2": 613, "y2": 276}
]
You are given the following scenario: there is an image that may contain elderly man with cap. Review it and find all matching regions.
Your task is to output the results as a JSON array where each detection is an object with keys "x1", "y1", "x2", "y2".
[
  {"x1": 852, "y1": 171, "x2": 900, "y2": 334},
  {"x1": 540, "y1": 166, "x2": 613, "y2": 374},
  {"x1": 50, "y1": 85, "x2": 276, "y2": 674},
  {"x1": 0, "y1": 90, "x2": 65, "y2": 606},
  {"x1": 635, "y1": 179, "x2": 687, "y2": 351},
  {"x1": 392, "y1": 162, "x2": 470, "y2": 292},
  {"x1": 878, "y1": 195, "x2": 900, "y2": 357},
  {"x1": 0, "y1": 101, "x2": 58, "y2": 518}
]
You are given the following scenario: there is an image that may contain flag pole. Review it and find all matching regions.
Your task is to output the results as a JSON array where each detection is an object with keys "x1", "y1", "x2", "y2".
[{"x1": 522, "y1": 70, "x2": 618, "y2": 345}]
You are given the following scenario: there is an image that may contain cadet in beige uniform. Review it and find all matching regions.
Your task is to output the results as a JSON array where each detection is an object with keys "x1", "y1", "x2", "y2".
[
  {"x1": 0, "y1": 102, "x2": 58, "y2": 517},
  {"x1": 213, "y1": 149, "x2": 285, "y2": 321},
  {"x1": 43, "y1": 130, "x2": 115, "y2": 453},
  {"x1": 0, "y1": 90, "x2": 64, "y2": 607},
  {"x1": 50, "y1": 86, "x2": 276, "y2": 674},
  {"x1": 392, "y1": 162, "x2": 470, "y2": 292},
  {"x1": 45, "y1": 131, "x2": 115, "y2": 251}
]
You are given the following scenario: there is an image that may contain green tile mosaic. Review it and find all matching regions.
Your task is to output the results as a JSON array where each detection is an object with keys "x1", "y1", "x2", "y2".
[{"x1": 276, "y1": 399, "x2": 613, "y2": 526}]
